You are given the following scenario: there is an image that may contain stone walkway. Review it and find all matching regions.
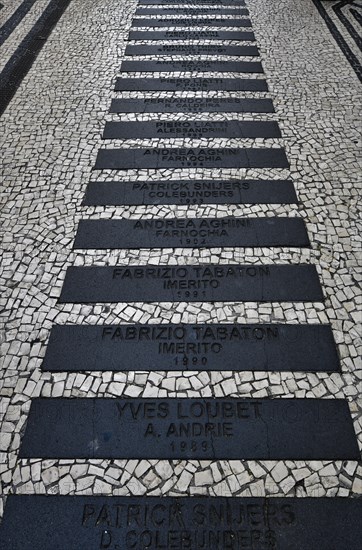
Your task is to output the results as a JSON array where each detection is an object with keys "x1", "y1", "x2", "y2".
[{"x1": 0, "y1": 0, "x2": 361, "y2": 546}]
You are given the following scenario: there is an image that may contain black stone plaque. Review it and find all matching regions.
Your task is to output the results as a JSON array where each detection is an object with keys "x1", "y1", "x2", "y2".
[
  {"x1": 110, "y1": 97, "x2": 271, "y2": 113},
  {"x1": 139, "y1": 0, "x2": 246, "y2": 3},
  {"x1": 115, "y1": 77, "x2": 267, "y2": 91},
  {"x1": 103, "y1": 120, "x2": 280, "y2": 139},
  {"x1": 125, "y1": 44, "x2": 259, "y2": 56},
  {"x1": 82, "y1": 179, "x2": 297, "y2": 206},
  {"x1": 129, "y1": 30, "x2": 255, "y2": 40},
  {"x1": 42, "y1": 323, "x2": 340, "y2": 372},
  {"x1": 19, "y1": 398, "x2": 359, "y2": 459},
  {"x1": 94, "y1": 148, "x2": 289, "y2": 170},
  {"x1": 131, "y1": 17, "x2": 252, "y2": 27},
  {"x1": 58, "y1": 264, "x2": 323, "y2": 303},
  {"x1": 73, "y1": 218, "x2": 309, "y2": 249},
  {"x1": 120, "y1": 60, "x2": 263, "y2": 72},
  {"x1": 136, "y1": 8, "x2": 249, "y2": 15},
  {"x1": 2, "y1": 496, "x2": 360, "y2": 550}
]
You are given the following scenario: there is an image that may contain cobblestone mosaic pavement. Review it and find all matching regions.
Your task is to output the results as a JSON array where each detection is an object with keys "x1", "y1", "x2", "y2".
[
  {"x1": 0, "y1": 0, "x2": 361, "y2": 533},
  {"x1": 312, "y1": 0, "x2": 362, "y2": 81}
]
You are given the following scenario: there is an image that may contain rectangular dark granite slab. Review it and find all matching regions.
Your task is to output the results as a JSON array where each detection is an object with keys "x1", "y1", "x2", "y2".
[
  {"x1": 110, "y1": 97, "x2": 271, "y2": 113},
  {"x1": 125, "y1": 44, "x2": 259, "y2": 56},
  {"x1": 115, "y1": 77, "x2": 267, "y2": 91},
  {"x1": 73, "y1": 217, "x2": 309, "y2": 249},
  {"x1": 94, "y1": 148, "x2": 289, "y2": 170},
  {"x1": 120, "y1": 60, "x2": 263, "y2": 72},
  {"x1": 2, "y1": 496, "x2": 360, "y2": 550},
  {"x1": 103, "y1": 120, "x2": 280, "y2": 139},
  {"x1": 58, "y1": 264, "x2": 323, "y2": 303},
  {"x1": 131, "y1": 17, "x2": 252, "y2": 27},
  {"x1": 19, "y1": 398, "x2": 359, "y2": 459},
  {"x1": 136, "y1": 8, "x2": 249, "y2": 15},
  {"x1": 129, "y1": 30, "x2": 255, "y2": 40},
  {"x1": 42, "y1": 323, "x2": 340, "y2": 373},
  {"x1": 139, "y1": 0, "x2": 246, "y2": 4},
  {"x1": 82, "y1": 180, "x2": 297, "y2": 206}
]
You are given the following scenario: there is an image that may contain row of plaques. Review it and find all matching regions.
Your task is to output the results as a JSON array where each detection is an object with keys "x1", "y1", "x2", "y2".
[{"x1": 6, "y1": 5, "x2": 359, "y2": 548}]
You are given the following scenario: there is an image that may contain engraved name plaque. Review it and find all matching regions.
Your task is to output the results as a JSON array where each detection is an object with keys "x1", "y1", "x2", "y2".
[
  {"x1": 94, "y1": 148, "x2": 289, "y2": 170},
  {"x1": 139, "y1": 0, "x2": 246, "y2": 4},
  {"x1": 19, "y1": 398, "x2": 359, "y2": 459},
  {"x1": 82, "y1": 180, "x2": 297, "y2": 206},
  {"x1": 103, "y1": 120, "x2": 280, "y2": 139},
  {"x1": 42, "y1": 323, "x2": 340, "y2": 372},
  {"x1": 136, "y1": 8, "x2": 249, "y2": 15},
  {"x1": 73, "y1": 217, "x2": 309, "y2": 249},
  {"x1": 125, "y1": 44, "x2": 258, "y2": 56},
  {"x1": 129, "y1": 30, "x2": 255, "y2": 40},
  {"x1": 110, "y1": 97, "x2": 271, "y2": 113},
  {"x1": 1, "y1": 496, "x2": 360, "y2": 550},
  {"x1": 115, "y1": 77, "x2": 266, "y2": 91},
  {"x1": 131, "y1": 17, "x2": 252, "y2": 27},
  {"x1": 120, "y1": 60, "x2": 262, "y2": 72},
  {"x1": 59, "y1": 264, "x2": 323, "y2": 303}
]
